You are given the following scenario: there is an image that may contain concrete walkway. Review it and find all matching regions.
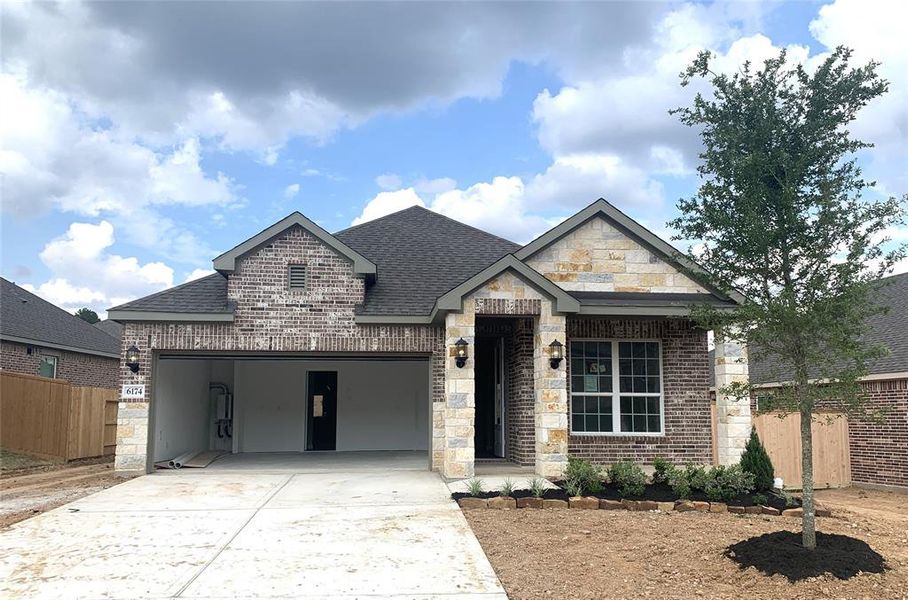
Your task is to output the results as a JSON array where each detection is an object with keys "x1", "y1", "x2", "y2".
[{"x1": 0, "y1": 453, "x2": 506, "y2": 599}]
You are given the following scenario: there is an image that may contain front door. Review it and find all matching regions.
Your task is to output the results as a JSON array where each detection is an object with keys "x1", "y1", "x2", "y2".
[
  {"x1": 307, "y1": 371, "x2": 337, "y2": 451},
  {"x1": 492, "y1": 337, "x2": 505, "y2": 457}
]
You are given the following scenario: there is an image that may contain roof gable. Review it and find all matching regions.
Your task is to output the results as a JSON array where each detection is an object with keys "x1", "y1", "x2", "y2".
[
  {"x1": 516, "y1": 199, "x2": 745, "y2": 304},
  {"x1": 213, "y1": 211, "x2": 377, "y2": 277}
]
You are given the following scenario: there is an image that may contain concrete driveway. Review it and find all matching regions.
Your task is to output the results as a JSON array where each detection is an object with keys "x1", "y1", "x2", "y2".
[{"x1": 0, "y1": 452, "x2": 506, "y2": 599}]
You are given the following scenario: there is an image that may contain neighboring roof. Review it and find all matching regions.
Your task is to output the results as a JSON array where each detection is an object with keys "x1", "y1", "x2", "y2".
[
  {"x1": 709, "y1": 272, "x2": 908, "y2": 384},
  {"x1": 213, "y1": 211, "x2": 376, "y2": 277},
  {"x1": 335, "y1": 206, "x2": 520, "y2": 316},
  {"x1": 435, "y1": 255, "x2": 580, "y2": 314},
  {"x1": 108, "y1": 273, "x2": 234, "y2": 321},
  {"x1": 0, "y1": 278, "x2": 120, "y2": 358},
  {"x1": 94, "y1": 319, "x2": 123, "y2": 341},
  {"x1": 515, "y1": 199, "x2": 746, "y2": 306}
]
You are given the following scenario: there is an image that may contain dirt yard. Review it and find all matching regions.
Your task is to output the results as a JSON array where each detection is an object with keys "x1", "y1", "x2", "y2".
[
  {"x1": 465, "y1": 487, "x2": 908, "y2": 600},
  {"x1": 0, "y1": 457, "x2": 134, "y2": 529}
]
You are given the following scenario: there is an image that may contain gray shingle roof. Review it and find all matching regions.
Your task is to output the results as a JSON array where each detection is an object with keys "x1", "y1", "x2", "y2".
[
  {"x1": 94, "y1": 319, "x2": 123, "y2": 342},
  {"x1": 0, "y1": 278, "x2": 120, "y2": 357},
  {"x1": 709, "y1": 272, "x2": 908, "y2": 383},
  {"x1": 109, "y1": 273, "x2": 231, "y2": 313},
  {"x1": 335, "y1": 206, "x2": 520, "y2": 315}
]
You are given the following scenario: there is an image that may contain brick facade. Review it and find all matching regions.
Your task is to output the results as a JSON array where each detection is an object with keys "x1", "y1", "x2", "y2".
[
  {"x1": 115, "y1": 225, "x2": 447, "y2": 472},
  {"x1": 1, "y1": 340, "x2": 118, "y2": 388},
  {"x1": 849, "y1": 378, "x2": 908, "y2": 488},
  {"x1": 566, "y1": 317, "x2": 713, "y2": 466},
  {"x1": 505, "y1": 318, "x2": 535, "y2": 465}
]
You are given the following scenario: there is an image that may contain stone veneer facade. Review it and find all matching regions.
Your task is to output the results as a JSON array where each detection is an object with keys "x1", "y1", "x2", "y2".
[
  {"x1": 525, "y1": 216, "x2": 709, "y2": 294},
  {"x1": 714, "y1": 335, "x2": 750, "y2": 465},
  {"x1": 1, "y1": 340, "x2": 118, "y2": 388}
]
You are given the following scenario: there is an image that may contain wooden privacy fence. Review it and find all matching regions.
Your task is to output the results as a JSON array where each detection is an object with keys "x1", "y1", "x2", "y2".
[
  {"x1": 711, "y1": 406, "x2": 851, "y2": 488},
  {"x1": 0, "y1": 371, "x2": 119, "y2": 461}
]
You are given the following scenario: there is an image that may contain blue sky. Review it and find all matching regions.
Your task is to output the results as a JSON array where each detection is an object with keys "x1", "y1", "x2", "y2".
[{"x1": 1, "y1": 0, "x2": 905, "y2": 316}]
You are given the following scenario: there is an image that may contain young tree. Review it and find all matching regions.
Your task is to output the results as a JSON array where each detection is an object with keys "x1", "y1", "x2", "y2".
[
  {"x1": 670, "y1": 47, "x2": 905, "y2": 549},
  {"x1": 75, "y1": 308, "x2": 100, "y2": 324}
]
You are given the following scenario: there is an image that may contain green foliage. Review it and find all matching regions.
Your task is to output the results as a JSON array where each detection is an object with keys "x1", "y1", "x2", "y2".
[
  {"x1": 671, "y1": 44, "x2": 905, "y2": 549},
  {"x1": 684, "y1": 464, "x2": 710, "y2": 492},
  {"x1": 667, "y1": 467, "x2": 691, "y2": 499},
  {"x1": 499, "y1": 478, "x2": 515, "y2": 497},
  {"x1": 652, "y1": 456, "x2": 673, "y2": 485},
  {"x1": 779, "y1": 489, "x2": 799, "y2": 508},
  {"x1": 466, "y1": 478, "x2": 484, "y2": 497},
  {"x1": 752, "y1": 493, "x2": 769, "y2": 506},
  {"x1": 564, "y1": 456, "x2": 603, "y2": 496},
  {"x1": 740, "y1": 428, "x2": 775, "y2": 492},
  {"x1": 607, "y1": 461, "x2": 647, "y2": 498},
  {"x1": 564, "y1": 478, "x2": 583, "y2": 498},
  {"x1": 703, "y1": 465, "x2": 756, "y2": 502},
  {"x1": 528, "y1": 477, "x2": 547, "y2": 498},
  {"x1": 75, "y1": 308, "x2": 100, "y2": 324}
]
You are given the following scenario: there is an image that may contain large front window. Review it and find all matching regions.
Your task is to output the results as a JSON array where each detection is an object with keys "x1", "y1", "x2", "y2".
[{"x1": 570, "y1": 340, "x2": 663, "y2": 435}]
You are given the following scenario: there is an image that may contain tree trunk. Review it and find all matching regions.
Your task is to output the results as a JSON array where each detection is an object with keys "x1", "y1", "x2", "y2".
[{"x1": 800, "y1": 402, "x2": 816, "y2": 549}]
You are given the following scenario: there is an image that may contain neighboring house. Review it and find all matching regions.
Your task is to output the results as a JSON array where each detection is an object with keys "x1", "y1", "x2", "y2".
[
  {"x1": 742, "y1": 272, "x2": 908, "y2": 490},
  {"x1": 108, "y1": 199, "x2": 748, "y2": 476},
  {"x1": 94, "y1": 319, "x2": 124, "y2": 342},
  {"x1": 0, "y1": 278, "x2": 120, "y2": 388}
]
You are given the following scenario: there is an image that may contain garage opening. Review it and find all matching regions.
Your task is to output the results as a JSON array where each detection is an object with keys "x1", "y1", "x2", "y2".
[{"x1": 149, "y1": 354, "x2": 431, "y2": 470}]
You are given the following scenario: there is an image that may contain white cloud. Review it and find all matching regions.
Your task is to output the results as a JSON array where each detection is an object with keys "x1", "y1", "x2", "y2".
[
  {"x1": 21, "y1": 220, "x2": 175, "y2": 315},
  {"x1": 184, "y1": 268, "x2": 215, "y2": 283},
  {"x1": 351, "y1": 189, "x2": 425, "y2": 225},
  {"x1": 375, "y1": 173, "x2": 403, "y2": 191},
  {"x1": 284, "y1": 183, "x2": 300, "y2": 199},
  {"x1": 413, "y1": 177, "x2": 457, "y2": 195}
]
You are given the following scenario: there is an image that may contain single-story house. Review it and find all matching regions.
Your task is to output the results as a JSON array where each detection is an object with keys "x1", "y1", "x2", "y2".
[
  {"x1": 0, "y1": 277, "x2": 121, "y2": 388},
  {"x1": 744, "y1": 272, "x2": 908, "y2": 491},
  {"x1": 108, "y1": 199, "x2": 752, "y2": 477}
]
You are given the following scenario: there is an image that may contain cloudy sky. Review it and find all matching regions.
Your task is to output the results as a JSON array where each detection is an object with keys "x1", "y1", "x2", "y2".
[{"x1": 1, "y1": 0, "x2": 905, "y2": 316}]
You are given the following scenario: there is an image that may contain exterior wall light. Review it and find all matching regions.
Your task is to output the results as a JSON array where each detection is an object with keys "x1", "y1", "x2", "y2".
[
  {"x1": 549, "y1": 339, "x2": 564, "y2": 369},
  {"x1": 454, "y1": 338, "x2": 469, "y2": 368},
  {"x1": 125, "y1": 344, "x2": 141, "y2": 373}
]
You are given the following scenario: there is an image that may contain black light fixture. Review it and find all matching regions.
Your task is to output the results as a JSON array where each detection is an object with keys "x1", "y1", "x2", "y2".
[
  {"x1": 549, "y1": 339, "x2": 564, "y2": 369},
  {"x1": 454, "y1": 338, "x2": 469, "y2": 368},
  {"x1": 125, "y1": 344, "x2": 141, "y2": 373}
]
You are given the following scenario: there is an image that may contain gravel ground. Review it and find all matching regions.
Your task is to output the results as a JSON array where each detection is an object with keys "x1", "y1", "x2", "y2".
[
  {"x1": 465, "y1": 488, "x2": 908, "y2": 600},
  {"x1": 0, "y1": 449, "x2": 53, "y2": 473}
]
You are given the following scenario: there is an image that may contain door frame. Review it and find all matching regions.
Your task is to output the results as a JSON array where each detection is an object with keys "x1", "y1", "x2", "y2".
[{"x1": 493, "y1": 336, "x2": 506, "y2": 458}]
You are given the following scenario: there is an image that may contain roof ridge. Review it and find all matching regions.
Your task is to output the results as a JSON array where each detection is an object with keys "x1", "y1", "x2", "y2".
[
  {"x1": 109, "y1": 272, "x2": 224, "y2": 311},
  {"x1": 335, "y1": 204, "x2": 520, "y2": 248}
]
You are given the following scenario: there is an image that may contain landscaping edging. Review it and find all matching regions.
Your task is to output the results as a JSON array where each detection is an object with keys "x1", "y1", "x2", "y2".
[{"x1": 457, "y1": 497, "x2": 832, "y2": 518}]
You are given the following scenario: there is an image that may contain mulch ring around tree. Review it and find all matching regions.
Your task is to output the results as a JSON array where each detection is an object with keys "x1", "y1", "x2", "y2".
[{"x1": 724, "y1": 531, "x2": 888, "y2": 581}]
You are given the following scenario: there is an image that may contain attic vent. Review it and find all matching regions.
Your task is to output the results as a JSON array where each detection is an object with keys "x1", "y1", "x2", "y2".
[{"x1": 288, "y1": 264, "x2": 306, "y2": 290}]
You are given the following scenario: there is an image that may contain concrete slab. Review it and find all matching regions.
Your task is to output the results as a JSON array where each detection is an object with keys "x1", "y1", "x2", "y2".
[
  {"x1": 207, "y1": 450, "x2": 428, "y2": 473},
  {"x1": 0, "y1": 452, "x2": 505, "y2": 599}
]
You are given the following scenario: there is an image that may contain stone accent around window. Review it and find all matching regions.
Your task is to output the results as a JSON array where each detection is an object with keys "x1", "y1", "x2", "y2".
[
  {"x1": 535, "y1": 304, "x2": 568, "y2": 478},
  {"x1": 714, "y1": 335, "x2": 750, "y2": 465},
  {"x1": 524, "y1": 216, "x2": 709, "y2": 294}
]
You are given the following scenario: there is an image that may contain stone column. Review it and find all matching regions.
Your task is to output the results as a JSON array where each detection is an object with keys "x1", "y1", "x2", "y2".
[
  {"x1": 443, "y1": 307, "x2": 475, "y2": 479},
  {"x1": 714, "y1": 334, "x2": 751, "y2": 465},
  {"x1": 534, "y1": 301, "x2": 568, "y2": 478}
]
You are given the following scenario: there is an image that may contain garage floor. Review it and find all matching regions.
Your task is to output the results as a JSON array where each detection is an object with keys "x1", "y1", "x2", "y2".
[{"x1": 0, "y1": 452, "x2": 506, "y2": 599}]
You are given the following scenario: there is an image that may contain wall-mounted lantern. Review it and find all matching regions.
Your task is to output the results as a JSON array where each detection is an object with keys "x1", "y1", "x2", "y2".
[
  {"x1": 454, "y1": 338, "x2": 469, "y2": 369},
  {"x1": 125, "y1": 344, "x2": 141, "y2": 373},
  {"x1": 549, "y1": 339, "x2": 564, "y2": 369}
]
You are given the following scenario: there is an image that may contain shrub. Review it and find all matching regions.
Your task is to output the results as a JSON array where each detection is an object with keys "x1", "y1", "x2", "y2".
[
  {"x1": 703, "y1": 465, "x2": 756, "y2": 502},
  {"x1": 752, "y1": 492, "x2": 769, "y2": 506},
  {"x1": 740, "y1": 428, "x2": 775, "y2": 492},
  {"x1": 466, "y1": 478, "x2": 484, "y2": 497},
  {"x1": 667, "y1": 466, "x2": 691, "y2": 499},
  {"x1": 528, "y1": 477, "x2": 546, "y2": 498},
  {"x1": 652, "y1": 456, "x2": 673, "y2": 485},
  {"x1": 778, "y1": 489, "x2": 798, "y2": 507},
  {"x1": 499, "y1": 478, "x2": 515, "y2": 497},
  {"x1": 564, "y1": 456, "x2": 603, "y2": 495},
  {"x1": 607, "y1": 461, "x2": 647, "y2": 497},
  {"x1": 685, "y1": 464, "x2": 711, "y2": 492}
]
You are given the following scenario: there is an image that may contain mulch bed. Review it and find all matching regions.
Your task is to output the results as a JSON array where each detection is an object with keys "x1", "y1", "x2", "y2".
[
  {"x1": 452, "y1": 482, "x2": 799, "y2": 510},
  {"x1": 725, "y1": 531, "x2": 888, "y2": 581}
]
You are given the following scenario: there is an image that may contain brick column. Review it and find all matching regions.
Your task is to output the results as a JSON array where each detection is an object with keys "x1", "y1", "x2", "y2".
[
  {"x1": 714, "y1": 334, "x2": 751, "y2": 465},
  {"x1": 534, "y1": 301, "x2": 568, "y2": 478},
  {"x1": 443, "y1": 308, "x2": 475, "y2": 479}
]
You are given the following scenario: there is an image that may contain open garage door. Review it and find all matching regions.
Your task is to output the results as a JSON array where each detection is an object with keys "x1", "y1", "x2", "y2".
[{"x1": 150, "y1": 354, "x2": 430, "y2": 467}]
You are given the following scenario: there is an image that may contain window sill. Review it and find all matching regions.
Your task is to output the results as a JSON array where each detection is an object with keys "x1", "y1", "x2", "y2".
[{"x1": 570, "y1": 431, "x2": 666, "y2": 438}]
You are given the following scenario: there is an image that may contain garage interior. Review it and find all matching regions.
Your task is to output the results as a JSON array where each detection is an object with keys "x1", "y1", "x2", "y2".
[{"x1": 149, "y1": 355, "x2": 430, "y2": 470}]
